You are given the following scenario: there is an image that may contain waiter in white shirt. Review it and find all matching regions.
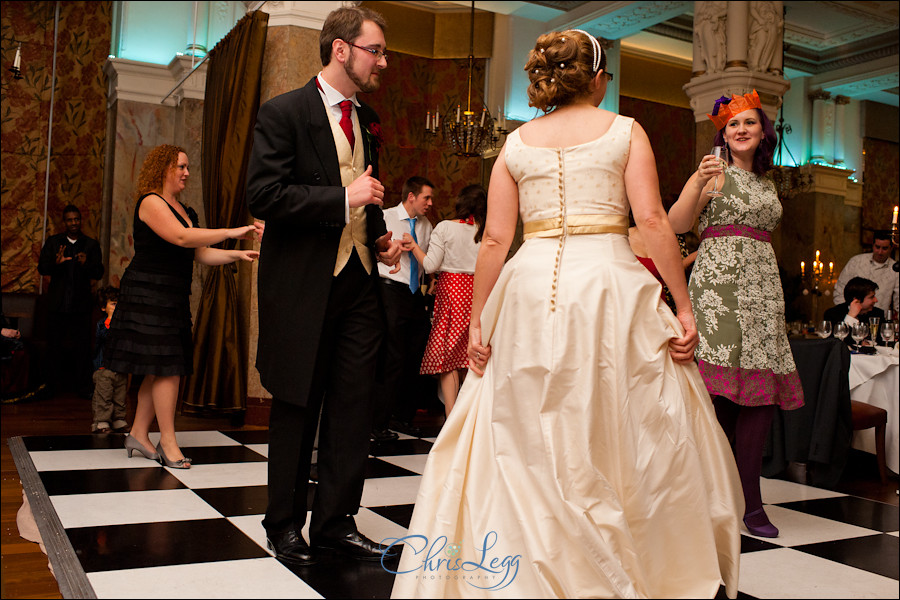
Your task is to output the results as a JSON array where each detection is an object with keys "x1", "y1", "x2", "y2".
[
  {"x1": 833, "y1": 231, "x2": 898, "y2": 316},
  {"x1": 372, "y1": 176, "x2": 434, "y2": 441}
]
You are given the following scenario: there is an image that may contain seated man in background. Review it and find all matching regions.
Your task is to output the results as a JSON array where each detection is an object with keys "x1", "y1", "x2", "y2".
[
  {"x1": 832, "y1": 230, "x2": 897, "y2": 317},
  {"x1": 824, "y1": 276, "x2": 885, "y2": 344}
]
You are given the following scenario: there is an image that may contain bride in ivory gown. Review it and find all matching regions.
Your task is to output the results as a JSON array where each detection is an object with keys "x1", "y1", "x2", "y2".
[{"x1": 388, "y1": 29, "x2": 743, "y2": 599}]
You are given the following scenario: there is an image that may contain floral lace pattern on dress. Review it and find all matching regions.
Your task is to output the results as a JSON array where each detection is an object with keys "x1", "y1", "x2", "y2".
[{"x1": 689, "y1": 166, "x2": 804, "y2": 409}]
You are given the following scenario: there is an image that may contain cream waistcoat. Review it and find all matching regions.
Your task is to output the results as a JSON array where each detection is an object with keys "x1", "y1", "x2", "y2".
[{"x1": 326, "y1": 106, "x2": 372, "y2": 275}]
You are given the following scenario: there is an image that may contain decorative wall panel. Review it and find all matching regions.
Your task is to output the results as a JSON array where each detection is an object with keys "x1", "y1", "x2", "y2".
[{"x1": 1, "y1": 1, "x2": 112, "y2": 293}]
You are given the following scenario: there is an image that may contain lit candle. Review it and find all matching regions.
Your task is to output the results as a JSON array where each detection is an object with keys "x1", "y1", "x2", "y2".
[
  {"x1": 426, "y1": 111, "x2": 431, "y2": 130},
  {"x1": 815, "y1": 250, "x2": 820, "y2": 262},
  {"x1": 893, "y1": 205, "x2": 898, "y2": 225},
  {"x1": 801, "y1": 261, "x2": 805, "y2": 276},
  {"x1": 829, "y1": 262, "x2": 833, "y2": 276}
]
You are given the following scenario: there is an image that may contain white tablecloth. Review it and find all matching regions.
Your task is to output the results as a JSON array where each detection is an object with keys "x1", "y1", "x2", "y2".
[{"x1": 849, "y1": 347, "x2": 899, "y2": 473}]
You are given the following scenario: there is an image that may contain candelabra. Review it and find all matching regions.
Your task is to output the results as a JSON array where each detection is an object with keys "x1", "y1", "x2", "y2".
[
  {"x1": 800, "y1": 250, "x2": 836, "y2": 321},
  {"x1": 422, "y1": 1, "x2": 508, "y2": 157}
]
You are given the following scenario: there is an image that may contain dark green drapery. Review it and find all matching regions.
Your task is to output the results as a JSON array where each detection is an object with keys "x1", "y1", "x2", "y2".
[{"x1": 181, "y1": 10, "x2": 268, "y2": 415}]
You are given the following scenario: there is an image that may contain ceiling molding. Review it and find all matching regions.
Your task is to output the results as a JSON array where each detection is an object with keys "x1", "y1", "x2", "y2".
[
  {"x1": 547, "y1": 0, "x2": 691, "y2": 39},
  {"x1": 809, "y1": 54, "x2": 900, "y2": 97},
  {"x1": 786, "y1": 42, "x2": 900, "y2": 76}
]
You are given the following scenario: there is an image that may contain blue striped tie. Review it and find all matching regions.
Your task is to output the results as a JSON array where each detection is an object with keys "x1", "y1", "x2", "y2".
[{"x1": 407, "y1": 217, "x2": 419, "y2": 293}]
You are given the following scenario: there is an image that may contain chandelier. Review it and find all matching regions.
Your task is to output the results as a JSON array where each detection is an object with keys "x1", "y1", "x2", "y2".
[
  {"x1": 770, "y1": 100, "x2": 812, "y2": 201},
  {"x1": 424, "y1": 1, "x2": 506, "y2": 157}
]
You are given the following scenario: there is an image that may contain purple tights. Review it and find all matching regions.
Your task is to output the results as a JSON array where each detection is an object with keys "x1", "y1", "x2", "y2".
[{"x1": 713, "y1": 397, "x2": 776, "y2": 516}]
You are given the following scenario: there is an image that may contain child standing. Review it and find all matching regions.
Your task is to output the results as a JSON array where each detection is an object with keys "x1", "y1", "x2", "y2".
[{"x1": 91, "y1": 286, "x2": 129, "y2": 433}]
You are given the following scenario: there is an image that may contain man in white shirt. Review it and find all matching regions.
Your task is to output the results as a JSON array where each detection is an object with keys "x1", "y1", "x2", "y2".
[
  {"x1": 372, "y1": 176, "x2": 434, "y2": 441},
  {"x1": 833, "y1": 231, "x2": 898, "y2": 316}
]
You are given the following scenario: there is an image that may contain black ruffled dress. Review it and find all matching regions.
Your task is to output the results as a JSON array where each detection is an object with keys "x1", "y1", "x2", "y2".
[{"x1": 105, "y1": 193, "x2": 198, "y2": 376}]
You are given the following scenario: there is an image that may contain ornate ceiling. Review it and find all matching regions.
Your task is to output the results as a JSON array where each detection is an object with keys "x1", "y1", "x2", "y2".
[{"x1": 417, "y1": 1, "x2": 899, "y2": 106}]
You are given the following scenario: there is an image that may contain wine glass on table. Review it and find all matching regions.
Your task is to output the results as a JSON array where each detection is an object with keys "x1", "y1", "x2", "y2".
[
  {"x1": 881, "y1": 322, "x2": 895, "y2": 348},
  {"x1": 706, "y1": 146, "x2": 728, "y2": 198},
  {"x1": 816, "y1": 320, "x2": 832, "y2": 339},
  {"x1": 869, "y1": 316, "x2": 881, "y2": 345},
  {"x1": 851, "y1": 322, "x2": 868, "y2": 352},
  {"x1": 834, "y1": 322, "x2": 850, "y2": 345}
]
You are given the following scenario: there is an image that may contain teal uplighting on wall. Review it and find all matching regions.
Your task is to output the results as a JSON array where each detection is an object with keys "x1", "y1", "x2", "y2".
[{"x1": 110, "y1": 1, "x2": 247, "y2": 65}]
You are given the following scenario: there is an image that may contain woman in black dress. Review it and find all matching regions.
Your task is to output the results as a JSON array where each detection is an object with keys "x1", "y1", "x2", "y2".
[{"x1": 106, "y1": 144, "x2": 262, "y2": 468}]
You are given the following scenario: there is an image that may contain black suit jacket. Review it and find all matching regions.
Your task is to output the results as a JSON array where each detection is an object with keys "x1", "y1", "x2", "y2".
[
  {"x1": 823, "y1": 303, "x2": 886, "y2": 344},
  {"x1": 37, "y1": 232, "x2": 104, "y2": 314},
  {"x1": 247, "y1": 77, "x2": 387, "y2": 404}
]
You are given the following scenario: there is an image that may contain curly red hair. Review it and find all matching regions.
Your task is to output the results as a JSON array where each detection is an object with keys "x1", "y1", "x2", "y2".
[{"x1": 136, "y1": 144, "x2": 186, "y2": 199}]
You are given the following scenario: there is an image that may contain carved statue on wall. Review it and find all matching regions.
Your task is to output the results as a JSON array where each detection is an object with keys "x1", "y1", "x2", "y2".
[
  {"x1": 749, "y1": 1, "x2": 782, "y2": 73},
  {"x1": 694, "y1": 1, "x2": 727, "y2": 74}
]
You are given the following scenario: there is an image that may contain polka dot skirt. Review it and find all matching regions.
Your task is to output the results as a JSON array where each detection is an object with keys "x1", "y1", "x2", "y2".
[{"x1": 420, "y1": 272, "x2": 474, "y2": 375}]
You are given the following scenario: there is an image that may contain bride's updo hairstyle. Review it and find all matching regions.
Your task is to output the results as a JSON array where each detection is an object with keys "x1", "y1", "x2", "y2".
[{"x1": 525, "y1": 30, "x2": 607, "y2": 113}]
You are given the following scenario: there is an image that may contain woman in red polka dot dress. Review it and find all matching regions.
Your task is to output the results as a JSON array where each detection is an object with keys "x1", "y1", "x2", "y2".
[{"x1": 403, "y1": 185, "x2": 486, "y2": 416}]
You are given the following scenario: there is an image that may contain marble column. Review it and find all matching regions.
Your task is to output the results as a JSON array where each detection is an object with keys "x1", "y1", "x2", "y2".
[
  {"x1": 809, "y1": 90, "x2": 831, "y2": 165},
  {"x1": 833, "y1": 95, "x2": 850, "y2": 167},
  {"x1": 242, "y1": 1, "x2": 344, "y2": 414},
  {"x1": 258, "y1": 1, "x2": 342, "y2": 102},
  {"x1": 684, "y1": 1, "x2": 789, "y2": 166},
  {"x1": 724, "y1": 1, "x2": 749, "y2": 71}
]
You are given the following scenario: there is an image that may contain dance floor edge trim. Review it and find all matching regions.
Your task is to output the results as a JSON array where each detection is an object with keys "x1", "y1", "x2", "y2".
[{"x1": 9, "y1": 435, "x2": 97, "y2": 600}]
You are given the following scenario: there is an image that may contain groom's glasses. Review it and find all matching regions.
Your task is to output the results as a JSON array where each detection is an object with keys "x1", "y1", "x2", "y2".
[{"x1": 344, "y1": 41, "x2": 389, "y2": 61}]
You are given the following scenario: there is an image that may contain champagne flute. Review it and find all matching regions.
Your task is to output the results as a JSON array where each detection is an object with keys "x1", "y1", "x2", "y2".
[
  {"x1": 816, "y1": 320, "x2": 832, "y2": 338},
  {"x1": 881, "y1": 322, "x2": 895, "y2": 347},
  {"x1": 851, "y1": 322, "x2": 868, "y2": 352},
  {"x1": 834, "y1": 322, "x2": 850, "y2": 344},
  {"x1": 869, "y1": 316, "x2": 881, "y2": 344},
  {"x1": 706, "y1": 146, "x2": 727, "y2": 197}
]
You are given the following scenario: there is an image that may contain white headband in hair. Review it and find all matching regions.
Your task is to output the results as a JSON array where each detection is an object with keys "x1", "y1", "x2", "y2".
[{"x1": 570, "y1": 29, "x2": 603, "y2": 73}]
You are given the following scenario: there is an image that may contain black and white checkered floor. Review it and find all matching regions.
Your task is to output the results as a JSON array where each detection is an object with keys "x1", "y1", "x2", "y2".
[{"x1": 10, "y1": 429, "x2": 899, "y2": 599}]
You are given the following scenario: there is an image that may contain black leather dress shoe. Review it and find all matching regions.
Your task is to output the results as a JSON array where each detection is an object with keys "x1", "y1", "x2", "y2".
[
  {"x1": 314, "y1": 530, "x2": 387, "y2": 561},
  {"x1": 371, "y1": 428, "x2": 399, "y2": 442},
  {"x1": 267, "y1": 529, "x2": 317, "y2": 566}
]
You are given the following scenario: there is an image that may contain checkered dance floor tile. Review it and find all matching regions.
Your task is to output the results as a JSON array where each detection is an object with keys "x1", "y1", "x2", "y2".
[{"x1": 9, "y1": 429, "x2": 898, "y2": 599}]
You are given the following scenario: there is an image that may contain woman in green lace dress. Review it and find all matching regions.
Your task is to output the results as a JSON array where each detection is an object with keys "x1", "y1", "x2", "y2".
[{"x1": 669, "y1": 91, "x2": 804, "y2": 539}]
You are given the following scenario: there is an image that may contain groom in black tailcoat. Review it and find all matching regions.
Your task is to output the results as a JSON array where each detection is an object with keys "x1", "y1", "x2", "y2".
[{"x1": 247, "y1": 6, "x2": 400, "y2": 566}]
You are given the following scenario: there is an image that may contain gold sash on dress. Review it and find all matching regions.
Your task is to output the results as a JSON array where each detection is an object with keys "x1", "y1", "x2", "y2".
[{"x1": 522, "y1": 214, "x2": 629, "y2": 240}]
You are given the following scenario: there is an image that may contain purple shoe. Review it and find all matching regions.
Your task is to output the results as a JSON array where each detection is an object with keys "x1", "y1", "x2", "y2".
[{"x1": 743, "y1": 507, "x2": 779, "y2": 537}]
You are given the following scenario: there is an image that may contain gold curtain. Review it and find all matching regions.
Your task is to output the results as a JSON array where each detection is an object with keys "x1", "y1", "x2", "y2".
[{"x1": 181, "y1": 10, "x2": 268, "y2": 416}]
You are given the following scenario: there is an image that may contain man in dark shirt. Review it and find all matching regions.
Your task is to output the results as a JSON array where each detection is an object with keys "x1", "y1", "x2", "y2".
[
  {"x1": 823, "y1": 277, "x2": 885, "y2": 345},
  {"x1": 38, "y1": 205, "x2": 104, "y2": 395}
]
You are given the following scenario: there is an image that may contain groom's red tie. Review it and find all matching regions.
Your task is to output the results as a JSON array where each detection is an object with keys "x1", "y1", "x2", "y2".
[
  {"x1": 316, "y1": 78, "x2": 355, "y2": 151},
  {"x1": 339, "y1": 100, "x2": 355, "y2": 151}
]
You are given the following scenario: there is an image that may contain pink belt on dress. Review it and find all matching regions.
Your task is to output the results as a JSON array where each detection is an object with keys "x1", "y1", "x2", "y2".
[{"x1": 700, "y1": 224, "x2": 771, "y2": 243}]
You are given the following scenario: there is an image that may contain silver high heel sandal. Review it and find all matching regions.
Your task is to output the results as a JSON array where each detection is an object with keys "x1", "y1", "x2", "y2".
[
  {"x1": 156, "y1": 442, "x2": 192, "y2": 469},
  {"x1": 125, "y1": 435, "x2": 159, "y2": 461}
]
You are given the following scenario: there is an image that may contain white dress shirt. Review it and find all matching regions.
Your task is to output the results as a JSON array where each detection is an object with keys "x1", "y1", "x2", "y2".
[
  {"x1": 378, "y1": 203, "x2": 433, "y2": 286},
  {"x1": 316, "y1": 73, "x2": 360, "y2": 223},
  {"x1": 420, "y1": 220, "x2": 480, "y2": 275},
  {"x1": 833, "y1": 253, "x2": 899, "y2": 314}
]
